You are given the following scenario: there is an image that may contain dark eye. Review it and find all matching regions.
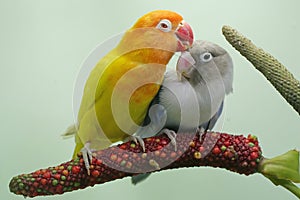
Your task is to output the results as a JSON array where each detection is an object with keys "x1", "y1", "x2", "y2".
[
  {"x1": 161, "y1": 23, "x2": 168, "y2": 29},
  {"x1": 199, "y1": 52, "x2": 213, "y2": 62},
  {"x1": 156, "y1": 19, "x2": 172, "y2": 32}
]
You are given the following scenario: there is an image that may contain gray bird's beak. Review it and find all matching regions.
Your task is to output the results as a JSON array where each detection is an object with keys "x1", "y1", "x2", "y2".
[{"x1": 176, "y1": 51, "x2": 195, "y2": 81}]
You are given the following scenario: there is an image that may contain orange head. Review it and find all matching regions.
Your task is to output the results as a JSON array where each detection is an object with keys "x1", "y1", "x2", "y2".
[
  {"x1": 132, "y1": 10, "x2": 194, "y2": 51},
  {"x1": 118, "y1": 10, "x2": 194, "y2": 63}
]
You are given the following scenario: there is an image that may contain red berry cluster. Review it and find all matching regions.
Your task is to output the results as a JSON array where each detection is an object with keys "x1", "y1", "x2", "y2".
[{"x1": 9, "y1": 132, "x2": 262, "y2": 197}]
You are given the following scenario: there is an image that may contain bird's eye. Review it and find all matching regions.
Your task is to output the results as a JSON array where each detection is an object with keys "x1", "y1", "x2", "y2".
[
  {"x1": 156, "y1": 19, "x2": 172, "y2": 32},
  {"x1": 199, "y1": 52, "x2": 213, "y2": 62}
]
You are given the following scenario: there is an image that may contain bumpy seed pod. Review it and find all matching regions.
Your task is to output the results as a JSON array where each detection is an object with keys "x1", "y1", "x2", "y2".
[
  {"x1": 9, "y1": 132, "x2": 262, "y2": 197},
  {"x1": 222, "y1": 25, "x2": 300, "y2": 114}
]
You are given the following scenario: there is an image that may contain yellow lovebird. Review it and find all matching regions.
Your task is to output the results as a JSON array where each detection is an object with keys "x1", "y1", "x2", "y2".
[{"x1": 65, "y1": 10, "x2": 194, "y2": 173}]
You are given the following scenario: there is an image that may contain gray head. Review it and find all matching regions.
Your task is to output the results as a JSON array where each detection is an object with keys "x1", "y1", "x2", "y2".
[{"x1": 176, "y1": 40, "x2": 233, "y2": 94}]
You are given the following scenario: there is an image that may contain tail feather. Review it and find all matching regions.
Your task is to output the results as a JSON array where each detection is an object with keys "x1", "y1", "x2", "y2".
[
  {"x1": 61, "y1": 124, "x2": 77, "y2": 139},
  {"x1": 61, "y1": 124, "x2": 83, "y2": 159},
  {"x1": 131, "y1": 173, "x2": 152, "y2": 185}
]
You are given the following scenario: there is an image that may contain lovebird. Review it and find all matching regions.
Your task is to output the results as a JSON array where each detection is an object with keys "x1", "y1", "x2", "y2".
[
  {"x1": 64, "y1": 10, "x2": 194, "y2": 174},
  {"x1": 131, "y1": 40, "x2": 234, "y2": 184}
]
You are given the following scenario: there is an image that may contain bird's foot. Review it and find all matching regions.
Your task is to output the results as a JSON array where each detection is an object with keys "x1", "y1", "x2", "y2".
[
  {"x1": 159, "y1": 129, "x2": 177, "y2": 151},
  {"x1": 197, "y1": 127, "x2": 206, "y2": 142},
  {"x1": 125, "y1": 135, "x2": 146, "y2": 152},
  {"x1": 80, "y1": 143, "x2": 94, "y2": 175}
]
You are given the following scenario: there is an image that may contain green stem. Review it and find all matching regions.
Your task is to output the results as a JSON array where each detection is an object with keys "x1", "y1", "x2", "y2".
[
  {"x1": 280, "y1": 181, "x2": 300, "y2": 199},
  {"x1": 265, "y1": 175, "x2": 300, "y2": 199}
]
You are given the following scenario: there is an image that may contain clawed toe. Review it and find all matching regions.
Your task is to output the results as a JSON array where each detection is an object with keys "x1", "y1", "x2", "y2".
[
  {"x1": 197, "y1": 127, "x2": 206, "y2": 142},
  {"x1": 126, "y1": 135, "x2": 146, "y2": 152},
  {"x1": 80, "y1": 143, "x2": 93, "y2": 175},
  {"x1": 159, "y1": 129, "x2": 177, "y2": 151}
]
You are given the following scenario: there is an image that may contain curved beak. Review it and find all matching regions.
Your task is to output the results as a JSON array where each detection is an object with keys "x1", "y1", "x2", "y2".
[
  {"x1": 175, "y1": 20, "x2": 194, "y2": 51},
  {"x1": 176, "y1": 51, "x2": 195, "y2": 81}
]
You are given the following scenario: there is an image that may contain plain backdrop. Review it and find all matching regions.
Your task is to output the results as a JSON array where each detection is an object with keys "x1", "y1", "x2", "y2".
[{"x1": 1, "y1": 0, "x2": 300, "y2": 200}]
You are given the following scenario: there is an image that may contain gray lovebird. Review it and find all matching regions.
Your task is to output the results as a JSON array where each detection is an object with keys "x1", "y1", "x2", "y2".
[{"x1": 131, "y1": 40, "x2": 234, "y2": 184}]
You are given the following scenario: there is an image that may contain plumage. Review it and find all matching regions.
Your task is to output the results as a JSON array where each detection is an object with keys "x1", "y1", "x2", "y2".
[
  {"x1": 132, "y1": 40, "x2": 233, "y2": 184},
  {"x1": 63, "y1": 10, "x2": 194, "y2": 174}
]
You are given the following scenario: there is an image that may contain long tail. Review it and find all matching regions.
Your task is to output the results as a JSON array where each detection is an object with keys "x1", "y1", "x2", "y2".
[
  {"x1": 61, "y1": 124, "x2": 83, "y2": 159},
  {"x1": 131, "y1": 173, "x2": 152, "y2": 185},
  {"x1": 61, "y1": 124, "x2": 77, "y2": 139}
]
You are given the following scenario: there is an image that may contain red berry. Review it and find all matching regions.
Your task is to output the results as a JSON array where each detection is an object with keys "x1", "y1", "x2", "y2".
[
  {"x1": 33, "y1": 182, "x2": 39, "y2": 188},
  {"x1": 155, "y1": 151, "x2": 160, "y2": 156},
  {"x1": 91, "y1": 170, "x2": 100, "y2": 177},
  {"x1": 40, "y1": 178, "x2": 47, "y2": 186},
  {"x1": 199, "y1": 146, "x2": 205, "y2": 152},
  {"x1": 116, "y1": 157, "x2": 122, "y2": 163},
  {"x1": 250, "y1": 152, "x2": 259, "y2": 160},
  {"x1": 224, "y1": 141, "x2": 230, "y2": 147},
  {"x1": 43, "y1": 172, "x2": 51, "y2": 179},
  {"x1": 34, "y1": 170, "x2": 41, "y2": 175},
  {"x1": 160, "y1": 152, "x2": 167, "y2": 158},
  {"x1": 157, "y1": 145, "x2": 163, "y2": 150},
  {"x1": 72, "y1": 166, "x2": 81, "y2": 174},
  {"x1": 55, "y1": 185, "x2": 63, "y2": 194},
  {"x1": 122, "y1": 154, "x2": 129, "y2": 159},
  {"x1": 250, "y1": 161, "x2": 257, "y2": 167},
  {"x1": 31, "y1": 191, "x2": 38, "y2": 196},
  {"x1": 54, "y1": 174, "x2": 61, "y2": 180},
  {"x1": 234, "y1": 138, "x2": 240, "y2": 144},
  {"x1": 212, "y1": 147, "x2": 221, "y2": 155},
  {"x1": 161, "y1": 140, "x2": 168, "y2": 145},
  {"x1": 170, "y1": 152, "x2": 177, "y2": 158},
  {"x1": 241, "y1": 161, "x2": 248, "y2": 167},
  {"x1": 252, "y1": 146, "x2": 259, "y2": 152},
  {"x1": 96, "y1": 159, "x2": 102, "y2": 165}
]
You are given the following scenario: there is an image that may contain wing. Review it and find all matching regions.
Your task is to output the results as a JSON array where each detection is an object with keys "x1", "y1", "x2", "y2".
[
  {"x1": 77, "y1": 49, "x2": 120, "y2": 122},
  {"x1": 200, "y1": 101, "x2": 224, "y2": 131},
  {"x1": 134, "y1": 101, "x2": 167, "y2": 139}
]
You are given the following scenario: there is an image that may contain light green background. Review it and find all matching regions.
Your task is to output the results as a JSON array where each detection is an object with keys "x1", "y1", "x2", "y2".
[{"x1": 1, "y1": 0, "x2": 300, "y2": 199}]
